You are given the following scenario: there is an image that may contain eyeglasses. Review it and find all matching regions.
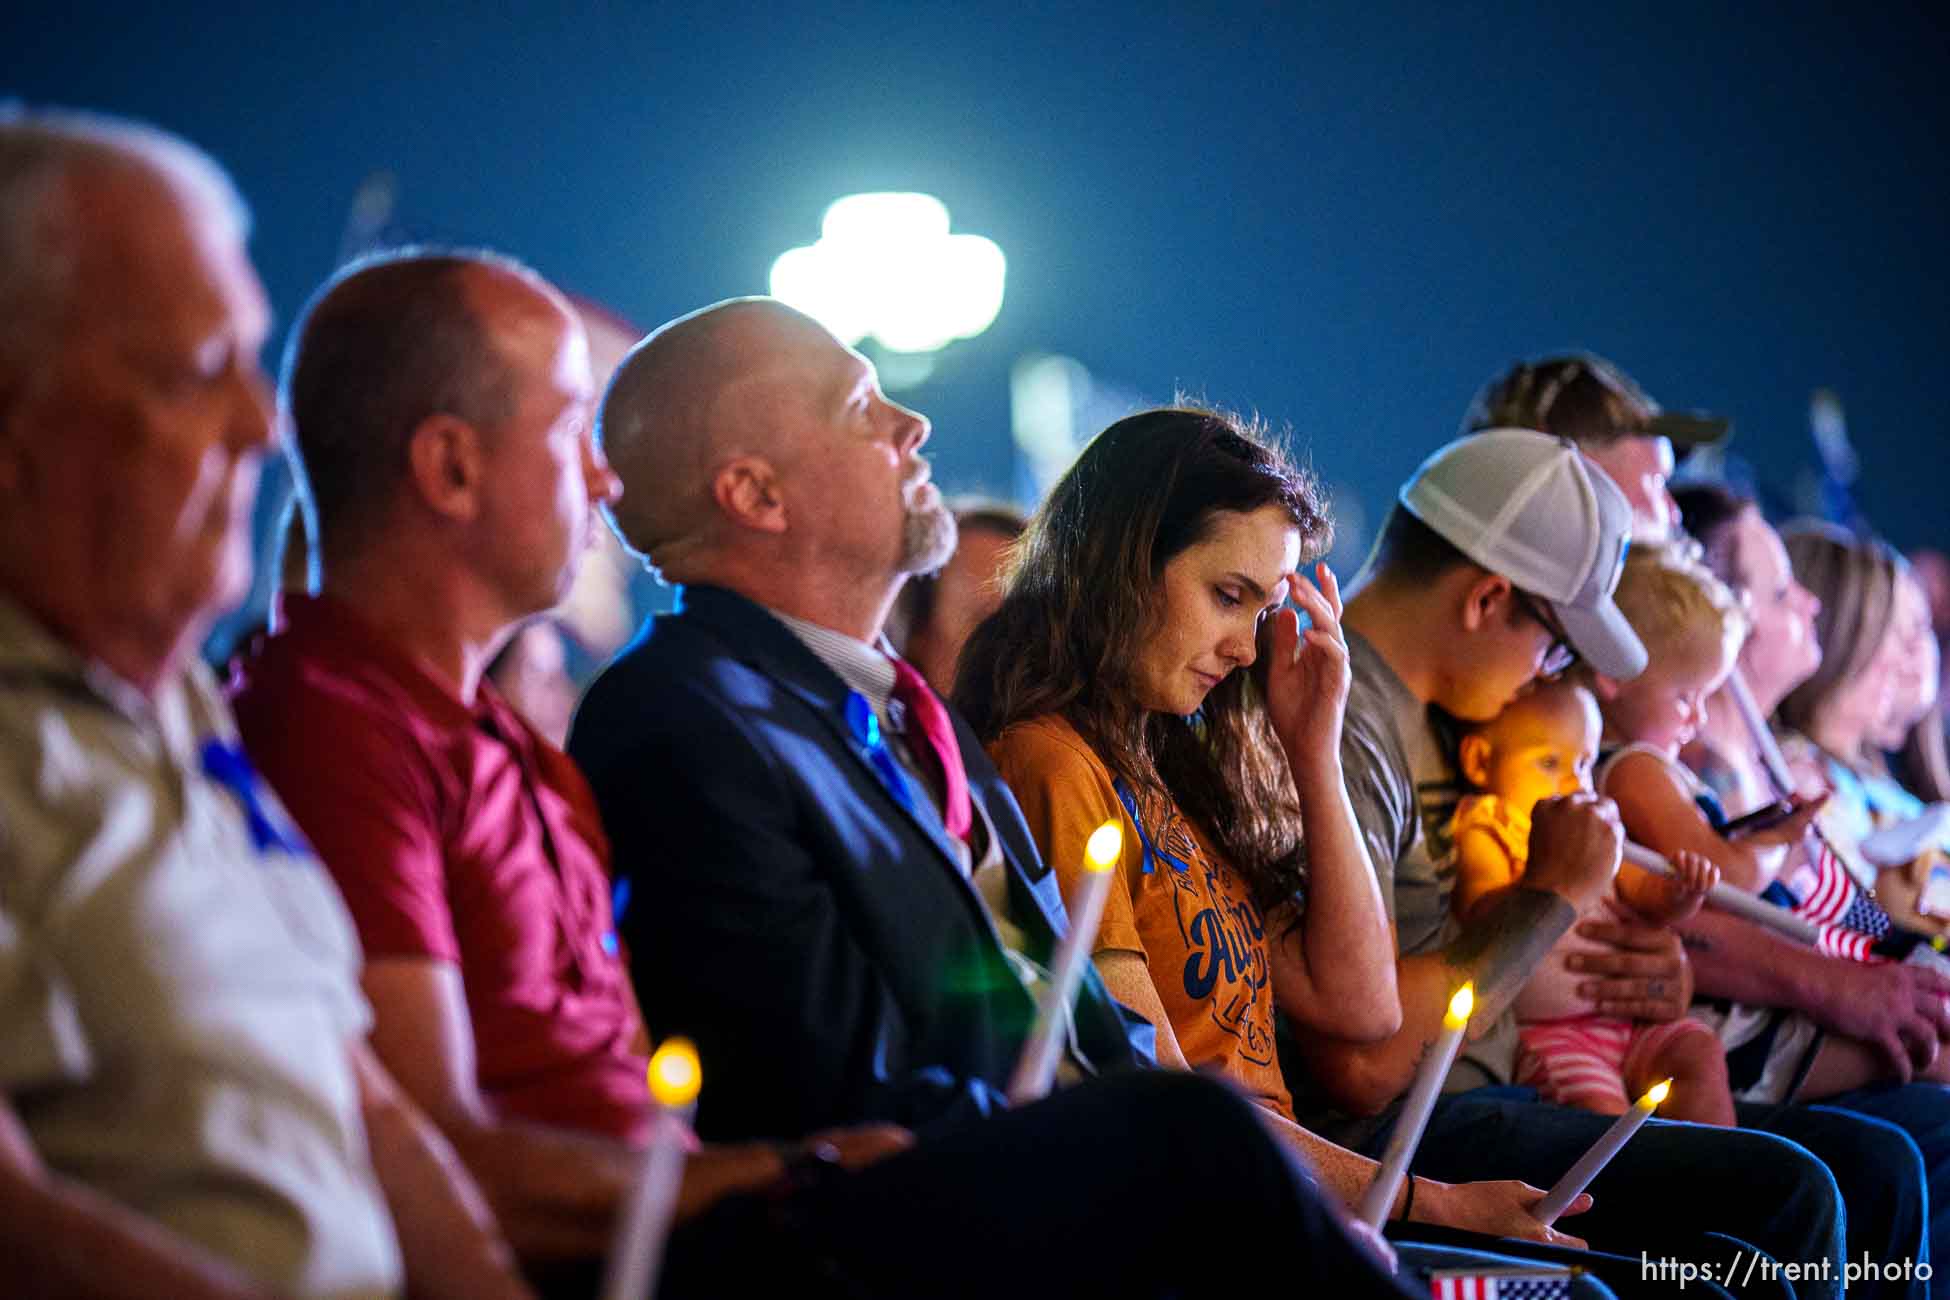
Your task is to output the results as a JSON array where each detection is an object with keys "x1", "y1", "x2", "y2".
[{"x1": 1513, "y1": 589, "x2": 1578, "y2": 677}]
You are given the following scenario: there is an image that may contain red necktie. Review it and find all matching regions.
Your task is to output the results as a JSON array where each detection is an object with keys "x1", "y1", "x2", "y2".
[{"x1": 890, "y1": 659, "x2": 972, "y2": 843}]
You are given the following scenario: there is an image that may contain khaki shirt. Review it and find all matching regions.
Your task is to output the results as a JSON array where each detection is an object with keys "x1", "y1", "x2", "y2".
[{"x1": 0, "y1": 597, "x2": 401, "y2": 1299}]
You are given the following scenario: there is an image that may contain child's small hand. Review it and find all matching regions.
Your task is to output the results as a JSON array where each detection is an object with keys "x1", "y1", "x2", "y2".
[
  {"x1": 1670, "y1": 849, "x2": 1721, "y2": 899},
  {"x1": 1616, "y1": 849, "x2": 1718, "y2": 924},
  {"x1": 1652, "y1": 849, "x2": 1719, "y2": 923}
]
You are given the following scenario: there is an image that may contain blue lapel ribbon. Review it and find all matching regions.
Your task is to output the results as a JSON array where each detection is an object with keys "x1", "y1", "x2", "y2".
[
  {"x1": 845, "y1": 690, "x2": 915, "y2": 814},
  {"x1": 199, "y1": 739, "x2": 311, "y2": 858}
]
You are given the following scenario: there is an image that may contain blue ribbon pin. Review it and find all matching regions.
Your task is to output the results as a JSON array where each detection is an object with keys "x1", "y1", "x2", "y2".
[
  {"x1": 199, "y1": 739, "x2": 311, "y2": 857},
  {"x1": 845, "y1": 690, "x2": 914, "y2": 813}
]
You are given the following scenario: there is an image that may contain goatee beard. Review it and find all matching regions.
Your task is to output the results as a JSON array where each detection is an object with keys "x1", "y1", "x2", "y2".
[{"x1": 897, "y1": 498, "x2": 959, "y2": 576}]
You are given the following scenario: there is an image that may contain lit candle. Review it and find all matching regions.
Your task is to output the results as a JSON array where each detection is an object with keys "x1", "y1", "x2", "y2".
[
  {"x1": 1534, "y1": 1078, "x2": 1672, "y2": 1226},
  {"x1": 1008, "y1": 819, "x2": 1122, "y2": 1105},
  {"x1": 603, "y1": 1038, "x2": 702, "y2": 1300},
  {"x1": 1356, "y1": 983, "x2": 1474, "y2": 1228}
]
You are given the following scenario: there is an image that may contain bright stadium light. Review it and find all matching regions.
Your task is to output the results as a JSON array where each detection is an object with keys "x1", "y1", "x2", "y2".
[{"x1": 770, "y1": 192, "x2": 1006, "y2": 355}]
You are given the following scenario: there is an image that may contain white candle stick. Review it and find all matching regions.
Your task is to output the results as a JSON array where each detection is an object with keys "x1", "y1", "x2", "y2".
[
  {"x1": 1726, "y1": 670, "x2": 1796, "y2": 796},
  {"x1": 1534, "y1": 1079, "x2": 1671, "y2": 1225},
  {"x1": 1728, "y1": 669, "x2": 1866, "y2": 868},
  {"x1": 1008, "y1": 819, "x2": 1122, "y2": 1105},
  {"x1": 1356, "y1": 983, "x2": 1474, "y2": 1228},
  {"x1": 1621, "y1": 842, "x2": 1822, "y2": 945},
  {"x1": 604, "y1": 1038, "x2": 702, "y2": 1300}
]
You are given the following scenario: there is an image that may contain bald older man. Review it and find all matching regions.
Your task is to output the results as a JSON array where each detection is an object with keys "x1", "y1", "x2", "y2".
[{"x1": 0, "y1": 110, "x2": 525, "y2": 1299}]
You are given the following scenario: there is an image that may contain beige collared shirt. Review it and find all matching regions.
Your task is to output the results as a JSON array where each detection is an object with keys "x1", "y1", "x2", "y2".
[{"x1": 0, "y1": 596, "x2": 401, "y2": 1299}]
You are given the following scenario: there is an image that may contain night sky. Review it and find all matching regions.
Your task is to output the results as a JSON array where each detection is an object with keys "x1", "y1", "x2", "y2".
[{"x1": 9, "y1": 1, "x2": 1947, "y2": 606}]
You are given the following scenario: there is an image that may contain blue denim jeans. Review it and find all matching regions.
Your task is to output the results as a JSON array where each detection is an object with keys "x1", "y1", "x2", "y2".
[
  {"x1": 1379, "y1": 1086, "x2": 1846, "y2": 1299},
  {"x1": 1740, "y1": 1083, "x2": 1948, "y2": 1299}
]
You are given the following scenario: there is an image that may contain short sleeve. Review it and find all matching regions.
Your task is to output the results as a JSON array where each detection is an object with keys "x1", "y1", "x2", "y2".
[
  {"x1": 1336, "y1": 704, "x2": 1410, "y2": 923},
  {"x1": 987, "y1": 721, "x2": 1146, "y2": 959},
  {"x1": 235, "y1": 687, "x2": 457, "y2": 964}
]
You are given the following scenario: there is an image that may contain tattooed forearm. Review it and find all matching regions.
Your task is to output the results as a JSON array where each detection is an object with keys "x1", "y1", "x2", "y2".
[{"x1": 1441, "y1": 885, "x2": 1576, "y2": 1011}]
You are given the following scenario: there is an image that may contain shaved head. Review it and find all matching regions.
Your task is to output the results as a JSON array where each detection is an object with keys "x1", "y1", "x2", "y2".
[
  {"x1": 598, "y1": 297, "x2": 838, "y2": 577},
  {"x1": 600, "y1": 294, "x2": 948, "y2": 636},
  {"x1": 283, "y1": 250, "x2": 545, "y2": 554}
]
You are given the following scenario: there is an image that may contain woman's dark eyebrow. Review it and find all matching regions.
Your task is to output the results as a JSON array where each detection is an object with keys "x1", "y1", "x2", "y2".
[{"x1": 1226, "y1": 572, "x2": 1269, "y2": 602}]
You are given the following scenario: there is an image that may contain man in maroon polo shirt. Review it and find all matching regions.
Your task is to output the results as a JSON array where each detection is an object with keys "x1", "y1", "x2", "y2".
[
  {"x1": 235, "y1": 594, "x2": 646, "y2": 1140},
  {"x1": 228, "y1": 249, "x2": 891, "y2": 1277}
]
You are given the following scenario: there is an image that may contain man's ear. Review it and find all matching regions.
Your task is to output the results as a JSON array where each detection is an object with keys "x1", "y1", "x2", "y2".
[
  {"x1": 1457, "y1": 732, "x2": 1494, "y2": 788},
  {"x1": 406, "y1": 414, "x2": 487, "y2": 522},
  {"x1": 1458, "y1": 570, "x2": 1514, "y2": 633},
  {"x1": 711, "y1": 456, "x2": 788, "y2": 535}
]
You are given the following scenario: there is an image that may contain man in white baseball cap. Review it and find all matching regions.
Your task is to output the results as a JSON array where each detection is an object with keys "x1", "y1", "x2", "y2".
[
  {"x1": 1398, "y1": 427, "x2": 1646, "y2": 684},
  {"x1": 1278, "y1": 428, "x2": 1854, "y2": 1289}
]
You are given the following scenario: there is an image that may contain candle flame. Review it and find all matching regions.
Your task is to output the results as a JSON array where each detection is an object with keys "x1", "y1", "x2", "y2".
[
  {"x1": 1084, "y1": 821, "x2": 1122, "y2": 873},
  {"x1": 1643, "y1": 1078, "x2": 1673, "y2": 1108},
  {"x1": 648, "y1": 1037, "x2": 701, "y2": 1107},
  {"x1": 1444, "y1": 983, "x2": 1475, "y2": 1029}
]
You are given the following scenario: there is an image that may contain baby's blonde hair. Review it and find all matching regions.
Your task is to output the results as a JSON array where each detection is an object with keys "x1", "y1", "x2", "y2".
[{"x1": 1606, "y1": 539, "x2": 1749, "y2": 680}]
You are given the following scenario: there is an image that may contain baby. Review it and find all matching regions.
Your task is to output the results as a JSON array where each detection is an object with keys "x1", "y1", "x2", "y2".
[{"x1": 1452, "y1": 677, "x2": 1735, "y2": 1124}]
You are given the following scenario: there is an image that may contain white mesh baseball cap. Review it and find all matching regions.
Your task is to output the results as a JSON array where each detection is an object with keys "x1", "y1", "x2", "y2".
[{"x1": 1400, "y1": 428, "x2": 1648, "y2": 680}]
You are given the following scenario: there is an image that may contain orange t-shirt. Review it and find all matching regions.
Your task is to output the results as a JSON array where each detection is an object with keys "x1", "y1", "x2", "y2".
[{"x1": 989, "y1": 715, "x2": 1294, "y2": 1121}]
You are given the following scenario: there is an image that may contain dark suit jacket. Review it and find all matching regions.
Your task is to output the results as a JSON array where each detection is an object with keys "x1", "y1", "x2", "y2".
[{"x1": 568, "y1": 584, "x2": 1152, "y2": 1142}]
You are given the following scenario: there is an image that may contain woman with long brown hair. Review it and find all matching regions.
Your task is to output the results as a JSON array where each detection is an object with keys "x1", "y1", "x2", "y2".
[{"x1": 956, "y1": 406, "x2": 1585, "y2": 1247}]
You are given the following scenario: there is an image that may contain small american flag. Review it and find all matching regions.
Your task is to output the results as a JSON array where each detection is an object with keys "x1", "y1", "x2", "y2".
[
  {"x1": 1817, "y1": 925, "x2": 1884, "y2": 964},
  {"x1": 1429, "y1": 1267, "x2": 1575, "y2": 1299},
  {"x1": 1837, "y1": 884, "x2": 1894, "y2": 941},
  {"x1": 1790, "y1": 844, "x2": 1893, "y2": 941}
]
